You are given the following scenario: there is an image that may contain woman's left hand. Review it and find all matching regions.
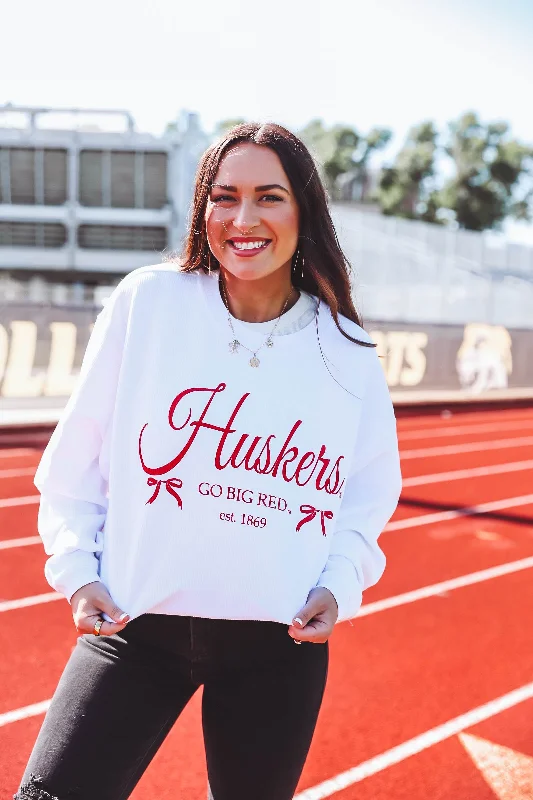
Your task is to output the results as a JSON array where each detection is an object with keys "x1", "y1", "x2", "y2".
[{"x1": 288, "y1": 587, "x2": 339, "y2": 643}]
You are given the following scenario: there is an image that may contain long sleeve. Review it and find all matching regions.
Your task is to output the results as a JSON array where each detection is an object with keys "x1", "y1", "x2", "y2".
[
  {"x1": 316, "y1": 349, "x2": 402, "y2": 622},
  {"x1": 34, "y1": 282, "x2": 128, "y2": 602}
]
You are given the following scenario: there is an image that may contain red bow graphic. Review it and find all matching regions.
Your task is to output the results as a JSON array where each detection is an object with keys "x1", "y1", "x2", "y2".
[
  {"x1": 146, "y1": 477, "x2": 183, "y2": 508},
  {"x1": 296, "y1": 504, "x2": 333, "y2": 537}
]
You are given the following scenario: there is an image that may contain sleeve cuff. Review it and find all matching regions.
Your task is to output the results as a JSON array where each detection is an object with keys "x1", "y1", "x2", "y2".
[
  {"x1": 316, "y1": 555, "x2": 364, "y2": 623},
  {"x1": 44, "y1": 550, "x2": 102, "y2": 603}
]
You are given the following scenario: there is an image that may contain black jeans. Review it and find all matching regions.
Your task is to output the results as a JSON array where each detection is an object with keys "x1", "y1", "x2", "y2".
[{"x1": 15, "y1": 614, "x2": 329, "y2": 800}]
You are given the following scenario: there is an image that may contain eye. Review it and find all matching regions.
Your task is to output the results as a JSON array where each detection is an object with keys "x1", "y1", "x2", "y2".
[
  {"x1": 260, "y1": 194, "x2": 283, "y2": 203},
  {"x1": 210, "y1": 195, "x2": 235, "y2": 203}
]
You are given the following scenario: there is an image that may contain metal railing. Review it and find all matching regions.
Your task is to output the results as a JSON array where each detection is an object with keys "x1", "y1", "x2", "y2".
[{"x1": 332, "y1": 206, "x2": 533, "y2": 329}]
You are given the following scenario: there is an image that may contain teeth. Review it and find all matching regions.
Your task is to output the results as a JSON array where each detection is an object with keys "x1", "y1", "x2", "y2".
[{"x1": 232, "y1": 240, "x2": 267, "y2": 250}]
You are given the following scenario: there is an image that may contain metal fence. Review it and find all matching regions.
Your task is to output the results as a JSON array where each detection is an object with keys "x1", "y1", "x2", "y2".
[{"x1": 331, "y1": 206, "x2": 533, "y2": 329}]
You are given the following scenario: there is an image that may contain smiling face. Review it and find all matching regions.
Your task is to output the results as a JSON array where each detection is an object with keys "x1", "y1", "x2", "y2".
[{"x1": 205, "y1": 142, "x2": 300, "y2": 283}]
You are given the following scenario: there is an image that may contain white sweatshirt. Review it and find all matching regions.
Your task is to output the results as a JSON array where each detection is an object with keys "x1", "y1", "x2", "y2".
[{"x1": 35, "y1": 265, "x2": 402, "y2": 625}]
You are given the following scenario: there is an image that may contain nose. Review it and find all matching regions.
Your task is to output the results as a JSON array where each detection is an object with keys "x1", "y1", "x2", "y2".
[{"x1": 232, "y1": 199, "x2": 260, "y2": 233}]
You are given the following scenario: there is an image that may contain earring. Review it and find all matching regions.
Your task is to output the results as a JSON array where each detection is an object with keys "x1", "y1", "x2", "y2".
[{"x1": 293, "y1": 248, "x2": 304, "y2": 280}]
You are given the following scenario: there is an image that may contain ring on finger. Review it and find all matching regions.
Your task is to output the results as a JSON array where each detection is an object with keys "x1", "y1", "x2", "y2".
[
  {"x1": 293, "y1": 639, "x2": 302, "y2": 645},
  {"x1": 93, "y1": 618, "x2": 104, "y2": 636}
]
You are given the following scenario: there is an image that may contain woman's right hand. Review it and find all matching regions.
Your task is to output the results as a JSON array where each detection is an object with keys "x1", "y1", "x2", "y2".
[{"x1": 70, "y1": 581, "x2": 130, "y2": 636}]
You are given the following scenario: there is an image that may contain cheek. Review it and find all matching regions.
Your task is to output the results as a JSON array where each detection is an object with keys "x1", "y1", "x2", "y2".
[
  {"x1": 205, "y1": 208, "x2": 225, "y2": 251},
  {"x1": 273, "y1": 207, "x2": 299, "y2": 248}
]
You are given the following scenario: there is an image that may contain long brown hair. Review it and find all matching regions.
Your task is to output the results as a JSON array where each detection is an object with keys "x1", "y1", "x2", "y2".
[{"x1": 177, "y1": 122, "x2": 374, "y2": 348}]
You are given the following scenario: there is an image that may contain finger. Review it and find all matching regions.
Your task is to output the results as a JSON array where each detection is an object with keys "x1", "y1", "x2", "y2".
[
  {"x1": 94, "y1": 591, "x2": 130, "y2": 626},
  {"x1": 290, "y1": 598, "x2": 323, "y2": 631},
  {"x1": 288, "y1": 600, "x2": 336, "y2": 637},
  {"x1": 76, "y1": 612, "x2": 129, "y2": 637},
  {"x1": 94, "y1": 619, "x2": 129, "y2": 637},
  {"x1": 73, "y1": 595, "x2": 129, "y2": 635},
  {"x1": 288, "y1": 617, "x2": 333, "y2": 642}
]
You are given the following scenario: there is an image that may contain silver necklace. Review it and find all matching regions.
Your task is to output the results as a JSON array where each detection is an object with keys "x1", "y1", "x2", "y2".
[{"x1": 220, "y1": 280, "x2": 295, "y2": 367}]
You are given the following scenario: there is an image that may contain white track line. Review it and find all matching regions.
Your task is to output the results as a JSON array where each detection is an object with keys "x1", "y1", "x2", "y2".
[
  {"x1": 2, "y1": 459, "x2": 532, "y2": 508},
  {"x1": 397, "y1": 410, "x2": 533, "y2": 432},
  {"x1": 2, "y1": 556, "x2": 533, "y2": 739},
  {"x1": 2, "y1": 442, "x2": 533, "y2": 510},
  {"x1": 2, "y1": 490, "x2": 533, "y2": 553},
  {"x1": 0, "y1": 536, "x2": 41, "y2": 550},
  {"x1": 4, "y1": 639, "x2": 533, "y2": 786},
  {"x1": 16, "y1": 458, "x2": 527, "y2": 484},
  {"x1": 3, "y1": 553, "x2": 532, "y2": 623},
  {"x1": 402, "y1": 459, "x2": 533, "y2": 487},
  {"x1": 0, "y1": 593, "x2": 60, "y2": 613},
  {"x1": 0, "y1": 449, "x2": 39, "y2": 459},
  {"x1": 295, "y1": 680, "x2": 533, "y2": 799},
  {"x1": 0, "y1": 495, "x2": 39, "y2": 509},
  {"x1": 0, "y1": 700, "x2": 52, "y2": 728},
  {"x1": 386, "y1": 493, "x2": 533, "y2": 531},
  {"x1": 9, "y1": 458, "x2": 529, "y2": 486},
  {"x1": 398, "y1": 419, "x2": 533, "y2": 441},
  {"x1": 358, "y1": 555, "x2": 533, "y2": 617},
  {"x1": 0, "y1": 467, "x2": 35, "y2": 479},
  {"x1": 401, "y1": 435, "x2": 533, "y2": 459}
]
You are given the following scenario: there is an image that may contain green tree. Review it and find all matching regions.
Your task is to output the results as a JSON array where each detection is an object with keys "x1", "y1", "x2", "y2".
[
  {"x1": 299, "y1": 120, "x2": 392, "y2": 200},
  {"x1": 213, "y1": 118, "x2": 246, "y2": 140},
  {"x1": 437, "y1": 111, "x2": 533, "y2": 230},
  {"x1": 360, "y1": 127, "x2": 394, "y2": 201},
  {"x1": 377, "y1": 121, "x2": 440, "y2": 221}
]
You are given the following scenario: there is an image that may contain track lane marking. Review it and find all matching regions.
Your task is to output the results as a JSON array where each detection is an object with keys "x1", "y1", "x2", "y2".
[
  {"x1": 0, "y1": 449, "x2": 40, "y2": 459},
  {"x1": 357, "y1": 555, "x2": 533, "y2": 617},
  {"x1": 295, "y1": 681, "x2": 533, "y2": 799},
  {"x1": 4, "y1": 588, "x2": 533, "y2": 786},
  {"x1": 3, "y1": 444, "x2": 533, "y2": 510},
  {"x1": 0, "y1": 495, "x2": 39, "y2": 509},
  {"x1": 3, "y1": 555, "x2": 533, "y2": 621},
  {"x1": 0, "y1": 593, "x2": 60, "y2": 613},
  {"x1": 401, "y1": 435, "x2": 533, "y2": 459},
  {"x1": 2, "y1": 491, "x2": 533, "y2": 550},
  {"x1": 399, "y1": 419, "x2": 533, "y2": 441},
  {"x1": 386, "y1": 493, "x2": 533, "y2": 531},
  {"x1": 2, "y1": 556, "x2": 533, "y2": 743},
  {"x1": 0, "y1": 467, "x2": 35, "y2": 479},
  {"x1": 0, "y1": 536, "x2": 41, "y2": 550},
  {"x1": 0, "y1": 700, "x2": 52, "y2": 728},
  {"x1": 402, "y1": 459, "x2": 533, "y2": 487},
  {"x1": 397, "y1": 410, "x2": 533, "y2": 432},
  {"x1": 4, "y1": 458, "x2": 529, "y2": 486}
]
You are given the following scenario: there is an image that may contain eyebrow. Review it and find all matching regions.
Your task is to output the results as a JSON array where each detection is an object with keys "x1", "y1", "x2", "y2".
[{"x1": 210, "y1": 183, "x2": 290, "y2": 195}]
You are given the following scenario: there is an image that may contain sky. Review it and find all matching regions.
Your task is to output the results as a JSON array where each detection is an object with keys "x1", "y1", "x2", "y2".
[{"x1": 2, "y1": 0, "x2": 533, "y2": 243}]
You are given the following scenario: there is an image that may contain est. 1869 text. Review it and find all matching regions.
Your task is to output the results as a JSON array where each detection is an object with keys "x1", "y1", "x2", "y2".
[{"x1": 219, "y1": 512, "x2": 267, "y2": 527}]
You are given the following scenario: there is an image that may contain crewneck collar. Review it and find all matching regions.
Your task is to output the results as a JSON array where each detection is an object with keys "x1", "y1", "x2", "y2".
[
  {"x1": 230, "y1": 290, "x2": 317, "y2": 336},
  {"x1": 206, "y1": 271, "x2": 318, "y2": 337}
]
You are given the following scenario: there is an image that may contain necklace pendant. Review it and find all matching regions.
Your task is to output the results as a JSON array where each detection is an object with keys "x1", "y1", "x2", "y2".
[
  {"x1": 249, "y1": 356, "x2": 260, "y2": 368},
  {"x1": 229, "y1": 339, "x2": 240, "y2": 353},
  {"x1": 266, "y1": 337, "x2": 274, "y2": 348}
]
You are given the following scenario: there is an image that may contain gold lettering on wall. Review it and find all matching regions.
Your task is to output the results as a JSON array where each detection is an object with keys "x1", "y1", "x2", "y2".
[
  {"x1": 0, "y1": 325, "x2": 8, "y2": 383},
  {"x1": 0, "y1": 320, "x2": 430, "y2": 398},
  {"x1": 401, "y1": 332, "x2": 428, "y2": 386},
  {"x1": 1, "y1": 321, "x2": 45, "y2": 398},
  {"x1": 43, "y1": 322, "x2": 79, "y2": 397},
  {"x1": 370, "y1": 330, "x2": 428, "y2": 387}
]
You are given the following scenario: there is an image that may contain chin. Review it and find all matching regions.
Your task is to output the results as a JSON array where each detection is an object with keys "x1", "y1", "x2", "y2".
[{"x1": 220, "y1": 262, "x2": 275, "y2": 282}]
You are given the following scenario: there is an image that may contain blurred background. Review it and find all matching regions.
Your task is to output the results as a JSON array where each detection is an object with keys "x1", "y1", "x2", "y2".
[{"x1": 0, "y1": 0, "x2": 532, "y2": 423}]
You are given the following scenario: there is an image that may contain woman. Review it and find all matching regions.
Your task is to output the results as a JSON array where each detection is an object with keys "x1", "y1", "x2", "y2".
[{"x1": 16, "y1": 123, "x2": 402, "y2": 800}]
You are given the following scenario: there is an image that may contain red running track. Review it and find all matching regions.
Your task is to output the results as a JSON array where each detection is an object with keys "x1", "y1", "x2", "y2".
[{"x1": 1, "y1": 405, "x2": 533, "y2": 799}]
